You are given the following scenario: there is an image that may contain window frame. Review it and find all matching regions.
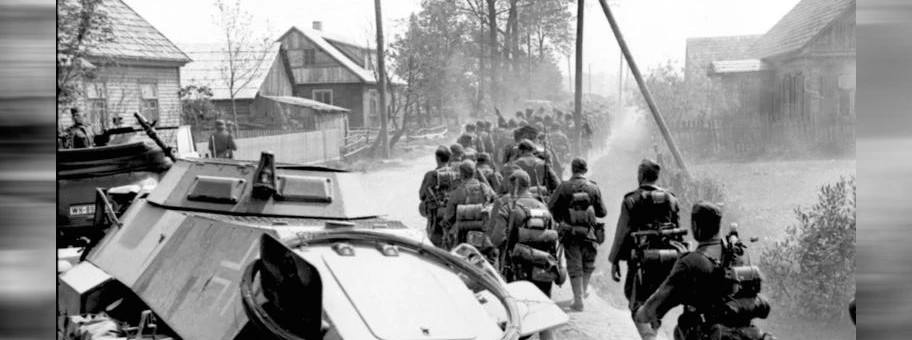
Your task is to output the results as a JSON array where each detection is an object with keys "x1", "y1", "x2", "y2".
[
  {"x1": 139, "y1": 81, "x2": 160, "y2": 121},
  {"x1": 312, "y1": 89, "x2": 333, "y2": 105},
  {"x1": 84, "y1": 81, "x2": 108, "y2": 126},
  {"x1": 303, "y1": 49, "x2": 316, "y2": 66}
]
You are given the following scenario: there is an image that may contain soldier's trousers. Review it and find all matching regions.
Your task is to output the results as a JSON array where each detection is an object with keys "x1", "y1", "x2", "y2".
[
  {"x1": 624, "y1": 262, "x2": 675, "y2": 312},
  {"x1": 563, "y1": 238, "x2": 597, "y2": 278},
  {"x1": 426, "y1": 217, "x2": 445, "y2": 249}
]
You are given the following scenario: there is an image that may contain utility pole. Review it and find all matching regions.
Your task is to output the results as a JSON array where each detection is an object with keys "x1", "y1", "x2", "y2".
[
  {"x1": 374, "y1": 0, "x2": 390, "y2": 158},
  {"x1": 597, "y1": 0, "x2": 691, "y2": 178},
  {"x1": 574, "y1": 0, "x2": 584, "y2": 155},
  {"x1": 617, "y1": 52, "x2": 624, "y2": 113}
]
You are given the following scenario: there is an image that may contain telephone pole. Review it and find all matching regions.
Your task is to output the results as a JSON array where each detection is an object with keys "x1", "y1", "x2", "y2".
[
  {"x1": 374, "y1": 0, "x2": 390, "y2": 158},
  {"x1": 573, "y1": 0, "x2": 584, "y2": 155}
]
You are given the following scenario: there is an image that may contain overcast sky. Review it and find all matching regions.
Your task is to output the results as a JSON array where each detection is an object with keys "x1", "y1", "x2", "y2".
[{"x1": 125, "y1": 0, "x2": 800, "y2": 78}]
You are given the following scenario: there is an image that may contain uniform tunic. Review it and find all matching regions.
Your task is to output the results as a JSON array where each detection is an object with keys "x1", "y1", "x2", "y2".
[{"x1": 548, "y1": 174, "x2": 607, "y2": 277}]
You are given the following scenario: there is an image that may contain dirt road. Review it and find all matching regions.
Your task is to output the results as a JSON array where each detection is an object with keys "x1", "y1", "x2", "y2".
[
  {"x1": 357, "y1": 110, "x2": 653, "y2": 339},
  {"x1": 356, "y1": 108, "x2": 856, "y2": 339}
]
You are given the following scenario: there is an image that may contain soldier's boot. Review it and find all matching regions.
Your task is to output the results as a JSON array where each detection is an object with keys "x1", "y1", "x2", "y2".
[
  {"x1": 635, "y1": 322, "x2": 658, "y2": 340},
  {"x1": 570, "y1": 277, "x2": 584, "y2": 311},
  {"x1": 582, "y1": 272, "x2": 592, "y2": 298}
]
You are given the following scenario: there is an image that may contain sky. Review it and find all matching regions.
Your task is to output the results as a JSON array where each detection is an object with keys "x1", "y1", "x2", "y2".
[{"x1": 125, "y1": 0, "x2": 801, "y2": 82}]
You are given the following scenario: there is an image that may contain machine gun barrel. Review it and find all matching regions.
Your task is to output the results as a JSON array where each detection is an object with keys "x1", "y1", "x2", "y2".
[
  {"x1": 631, "y1": 227, "x2": 688, "y2": 238},
  {"x1": 133, "y1": 112, "x2": 175, "y2": 162}
]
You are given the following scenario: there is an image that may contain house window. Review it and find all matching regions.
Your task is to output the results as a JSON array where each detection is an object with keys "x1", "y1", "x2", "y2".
[
  {"x1": 139, "y1": 82, "x2": 159, "y2": 121},
  {"x1": 288, "y1": 50, "x2": 304, "y2": 67},
  {"x1": 304, "y1": 49, "x2": 316, "y2": 66},
  {"x1": 313, "y1": 89, "x2": 333, "y2": 105},
  {"x1": 85, "y1": 81, "x2": 107, "y2": 127}
]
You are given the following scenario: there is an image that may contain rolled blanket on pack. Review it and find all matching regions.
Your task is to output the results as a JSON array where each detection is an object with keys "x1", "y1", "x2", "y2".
[
  {"x1": 511, "y1": 243, "x2": 557, "y2": 267},
  {"x1": 517, "y1": 228, "x2": 559, "y2": 245}
]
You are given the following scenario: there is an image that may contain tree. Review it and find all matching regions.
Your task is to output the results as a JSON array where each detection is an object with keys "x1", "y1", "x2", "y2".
[
  {"x1": 179, "y1": 85, "x2": 218, "y2": 127},
  {"x1": 627, "y1": 60, "x2": 689, "y2": 121},
  {"x1": 213, "y1": 0, "x2": 271, "y2": 135},
  {"x1": 56, "y1": 0, "x2": 114, "y2": 109}
]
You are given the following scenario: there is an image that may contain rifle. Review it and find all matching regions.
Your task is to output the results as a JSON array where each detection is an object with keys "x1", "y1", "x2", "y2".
[
  {"x1": 498, "y1": 183, "x2": 520, "y2": 281},
  {"x1": 133, "y1": 112, "x2": 175, "y2": 162}
]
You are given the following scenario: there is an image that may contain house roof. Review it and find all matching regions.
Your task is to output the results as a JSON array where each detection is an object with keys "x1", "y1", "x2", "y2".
[
  {"x1": 709, "y1": 59, "x2": 771, "y2": 75},
  {"x1": 749, "y1": 0, "x2": 856, "y2": 59},
  {"x1": 89, "y1": 0, "x2": 191, "y2": 64},
  {"x1": 685, "y1": 35, "x2": 761, "y2": 82},
  {"x1": 262, "y1": 95, "x2": 350, "y2": 113},
  {"x1": 279, "y1": 26, "x2": 406, "y2": 85},
  {"x1": 180, "y1": 43, "x2": 280, "y2": 100}
]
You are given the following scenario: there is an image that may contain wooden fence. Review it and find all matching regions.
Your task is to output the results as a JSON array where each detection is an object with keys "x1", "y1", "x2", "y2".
[
  {"x1": 664, "y1": 117, "x2": 855, "y2": 160},
  {"x1": 197, "y1": 129, "x2": 344, "y2": 164}
]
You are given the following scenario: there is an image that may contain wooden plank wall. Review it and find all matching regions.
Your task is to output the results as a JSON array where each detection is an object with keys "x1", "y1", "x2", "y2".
[{"x1": 196, "y1": 128, "x2": 344, "y2": 164}]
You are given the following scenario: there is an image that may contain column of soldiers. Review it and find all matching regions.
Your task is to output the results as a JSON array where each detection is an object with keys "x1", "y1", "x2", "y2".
[{"x1": 419, "y1": 111, "x2": 775, "y2": 340}]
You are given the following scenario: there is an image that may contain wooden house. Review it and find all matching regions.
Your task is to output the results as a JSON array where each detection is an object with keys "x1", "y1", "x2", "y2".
[
  {"x1": 685, "y1": 0, "x2": 855, "y2": 123},
  {"x1": 276, "y1": 22, "x2": 406, "y2": 129},
  {"x1": 181, "y1": 42, "x2": 352, "y2": 133},
  {"x1": 58, "y1": 0, "x2": 191, "y2": 129}
]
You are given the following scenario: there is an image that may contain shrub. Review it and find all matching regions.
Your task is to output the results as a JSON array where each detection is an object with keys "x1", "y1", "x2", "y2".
[{"x1": 760, "y1": 176, "x2": 856, "y2": 322}]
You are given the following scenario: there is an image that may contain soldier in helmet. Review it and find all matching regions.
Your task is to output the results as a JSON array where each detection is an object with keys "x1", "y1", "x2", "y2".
[
  {"x1": 487, "y1": 169, "x2": 559, "y2": 340},
  {"x1": 442, "y1": 160, "x2": 496, "y2": 249},
  {"x1": 608, "y1": 159, "x2": 683, "y2": 340},
  {"x1": 209, "y1": 119, "x2": 237, "y2": 159},
  {"x1": 419, "y1": 146, "x2": 456, "y2": 248},
  {"x1": 502, "y1": 139, "x2": 559, "y2": 199},
  {"x1": 548, "y1": 158, "x2": 607, "y2": 311},
  {"x1": 634, "y1": 201, "x2": 774, "y2": 340}
]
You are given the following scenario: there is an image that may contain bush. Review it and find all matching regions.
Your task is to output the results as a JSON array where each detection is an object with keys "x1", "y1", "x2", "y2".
[{"x1": 760, "y1": 176, "x2": 856, "y2": 322}]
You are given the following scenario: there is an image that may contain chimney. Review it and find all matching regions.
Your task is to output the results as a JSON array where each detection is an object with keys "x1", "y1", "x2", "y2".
[{"x1": 312, "y1": 21, "x2": 322, "y2": 31}]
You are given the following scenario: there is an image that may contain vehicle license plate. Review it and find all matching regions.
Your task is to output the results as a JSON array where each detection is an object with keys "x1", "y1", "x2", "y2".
[{"x1": 69, "y1": 204, "x2": 95, "y2": 216}]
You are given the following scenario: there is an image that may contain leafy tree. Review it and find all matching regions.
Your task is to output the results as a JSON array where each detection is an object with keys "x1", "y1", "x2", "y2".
[
  {"x1": 179, "y1": 85, "x2": 218, "y2": 127},
  {"x1": 760, "y1": 176, "x2": 856, "y2": 322},
  {"x1": 626, "y1": 60, "x2": 689, "y2": 121},
  {"x1": 56, "y1": 0, "x2": 114, "y2": 108},
  {"x1": 212, "y1": 0, "x2": 271, "y2": 134}
]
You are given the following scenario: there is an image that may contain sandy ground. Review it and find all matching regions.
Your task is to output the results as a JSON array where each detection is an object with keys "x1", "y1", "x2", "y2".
[{"x1": 357, "y1": 109, "x2": 856, "y2": 339}]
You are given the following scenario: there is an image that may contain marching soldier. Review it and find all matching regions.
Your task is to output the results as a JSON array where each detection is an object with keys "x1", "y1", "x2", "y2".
[
  {"x1": 608, "y1": 159, "x2": 684, "y2": 340},
  {"x1": 548, "y1": 158, "x2": 607, "y2": 311},
  {"x1": 419, "y1": 146, "x2": 457, "y2": 248},
  {"x1": 503, "y1": 139, "x2": 559, "y2": 200},
  {"x1": 476, "y1": 153, "x2": 503, "y2": 194},
  {"x1": 634, "y1": 202, "x2": 775, "y2": 340},
  {"x1": 488, "y1": 169, "x2": 560, "y2": 340},
  {"x1": 442, "y1": 160, "x2": 496, "y2": 249}
]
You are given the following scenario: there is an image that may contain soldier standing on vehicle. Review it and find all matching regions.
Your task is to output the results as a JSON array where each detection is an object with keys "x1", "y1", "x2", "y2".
[
  {"x1": 419, "y1": 146, "x2": 457, "y2": 248},
  {"x1": 62, "y1": 108, "x2": 96, "y2": 149},
  {"x1": 209, "y1": 119, "x2": 237, "y2": 159},
  {"x1": 442, "y1": 160, "x2": 496, "y2": 249},
  {"x1": 548, "y1": 158, "x2": 607, "y2": 311},
  {"x1": 487, "y1": 169, "x2": 560, "y2": 340},
  {"x1": 608, "y1": 159, "x2": 683, "y2": 340},
  {"x1": 634, "y1": 201, "x2": 775, "y2": 340}
]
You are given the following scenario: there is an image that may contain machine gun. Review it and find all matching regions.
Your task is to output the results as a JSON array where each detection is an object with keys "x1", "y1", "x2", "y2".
[
  {"x1": 721, "y1": 223, "x2": 762, "y2": 298},
  {"x1": 133, "y1": 112, "x2": 175, "y2": 162}
]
